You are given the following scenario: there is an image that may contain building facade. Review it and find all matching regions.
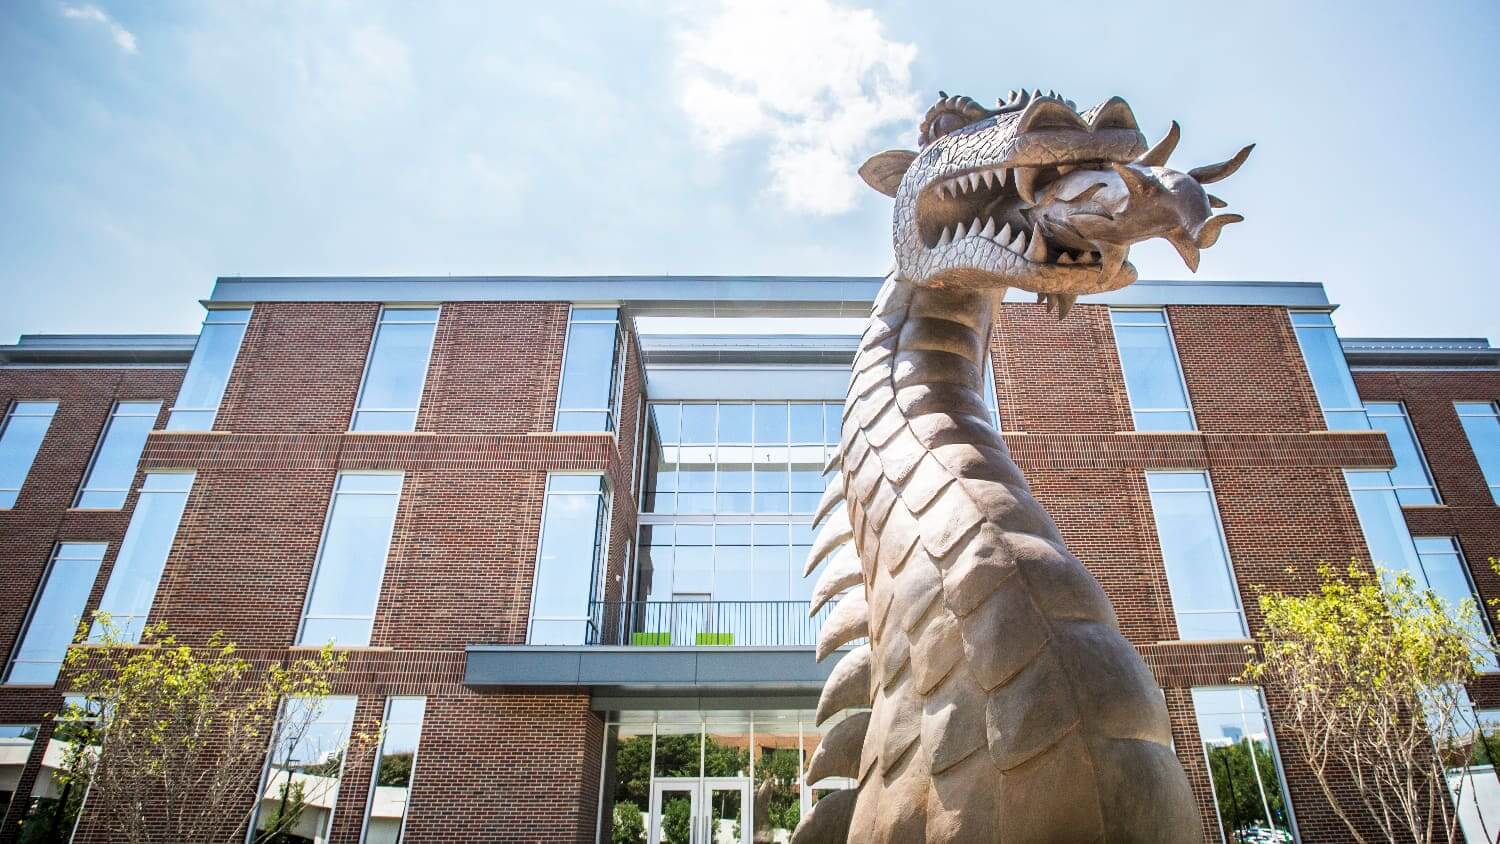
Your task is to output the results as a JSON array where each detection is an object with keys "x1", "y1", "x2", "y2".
[{"x1": 0, "y1": 276, "x2": 1496, "y2": 843}]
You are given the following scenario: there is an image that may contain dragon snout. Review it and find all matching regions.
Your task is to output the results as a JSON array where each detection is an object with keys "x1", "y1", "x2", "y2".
[{"x1": 1035, "y1": 129, "x2": 1253, "y2": 276}]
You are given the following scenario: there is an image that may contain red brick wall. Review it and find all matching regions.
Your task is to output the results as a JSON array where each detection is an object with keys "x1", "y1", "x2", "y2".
[
  {"x1": 7, "y1": 297, "x2": 1490, "y2": 843},
  {"x1": 1354, "y1": 368, "x2": 1500, "y2": 708},
  {"x1": 0, "y1": 366, "x2": 184, "y2": 838}
]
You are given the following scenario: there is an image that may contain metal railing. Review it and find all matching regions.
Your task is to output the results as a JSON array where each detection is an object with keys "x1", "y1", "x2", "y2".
[{"x1": 588, "y1": 600, "x2": 833, "y2": 647}]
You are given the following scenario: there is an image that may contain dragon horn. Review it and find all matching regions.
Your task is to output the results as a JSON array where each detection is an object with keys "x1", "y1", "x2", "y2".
[
  {"x1": 1195, "y1": 213, "x2": 1245, "y2": 248},
  {"x1": 1133, "y1": 120, "x2": 1180, "y2": 167},
  {"x1": 1110, "y1": 163, "x2": 1152, "y2": 202},
  {"x1": 1166, "y1": 230, "x2": 1201, "y2": 272},
  {"x1": 1189, "y1": 144, "x2": 1255, "y2": 184}
]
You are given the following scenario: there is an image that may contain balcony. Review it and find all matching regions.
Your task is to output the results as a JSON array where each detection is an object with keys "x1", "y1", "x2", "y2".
[{"x1": 588, "y1": 600, "x2": 832, "y2": 647}]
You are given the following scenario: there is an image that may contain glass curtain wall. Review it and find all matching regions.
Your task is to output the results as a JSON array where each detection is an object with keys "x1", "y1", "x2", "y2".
[
  {"x1": 75, "y1": 401, "x2": 161, "y2": 508},
  {"x1": 1363, "y1": 402, "x2": 1439, "y2": 504},
  {"x1": 167, "y1": 308, "x2": 251, "y2": 431},
  {"x1": 637, "y1": 402, "x2": 841, "y2": 646},
  {"x1": 1456, "y1": 402, "x2": 1500, "y2": 502},
  {"x1": 599, "y1": 709, "x2": 855, "y2": 844},
  {"x1": 555, "y1": 307, "x2": 627, "y2": 433}
]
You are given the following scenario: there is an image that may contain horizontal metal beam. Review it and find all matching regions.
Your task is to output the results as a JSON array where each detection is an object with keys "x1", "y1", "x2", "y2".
[
  {"x1": 0, "y1": 334, "x2": 197, "y2": 367},
  {"x1": 464, "y1": 645, "x2": 842, "y2": 695},
  {"x1": 208, "y1": 275, "x2": 1332, "y2": 314}
]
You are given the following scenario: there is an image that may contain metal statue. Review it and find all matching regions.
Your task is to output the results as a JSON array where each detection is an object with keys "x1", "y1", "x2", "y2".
[{"x1": 793, "y1": 89, "x2": 1252, "y2": 843}]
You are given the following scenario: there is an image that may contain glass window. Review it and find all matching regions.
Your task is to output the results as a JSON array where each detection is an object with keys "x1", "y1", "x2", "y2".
[
  {"x1": 16, "y1": 696, "x2": 99, "y2": 840},
  {"x1": 91, "y1": 472, "x2": 194, "y2": 643},
  {"x1": 1456, "y1": 402, "x2": 1500, "y2": 503},
  {"x1": 642, "y1": 402, "x2": 842, "y2": 516},
  {"x1": 1192, "y1": 686, "x2": 1297, "y2": 843},
  {"x1": 0, "y1": 401, "x2": 59, "y2": 509},
  {"x1": 982, "y1": 356, "x2": 1002, "y2": 431},
  {"x1": 167, "y1": 308, "x2": 251, "y2": 431},
  {"x1": 250, "y1": 696, "x2": 358, "y2": 844},
  {"x1": 1145, "y1": 472, "x2": 1247, "y2": 640},
  {"x1": 297, "y1": 473, "x2": 404, "y2": 647},
  {"x1": 555, "y1": 306, "x2": 626, "y2": 433},
  {"x1": 1414, "y1": 537, "x2": 1496, "y2": 672},
  {"x1": 529, "y1": 473, "x2": 611, "y2": 645},
  {"x1": 351, "y1": 307, "x2": 439, "y2": 432},
  {"x1": 362, "y1": 696, "x2": 425, "y2": 843},
  {"x1": 1112, "y1": 309, "x2": 1195, "y2": 431},
  {"x1": 1289, "y1": 311, "x2": 1368, "y2": 430},
  {"x1": 0, "y1": 724, "x2": 39, "y2": 821},
  {"x1": 1345, "y1": 470, "x2": 1425, "y2": 579},
  {"x1": 75, "y1": 400, "x2": 162, "y2": 509},
  {"x1": 1364, "y1": 402, "x2": 1439, "y2": 505},
  {"x1": 5, "y1": 543, "x2": 106, "y2": 685}
]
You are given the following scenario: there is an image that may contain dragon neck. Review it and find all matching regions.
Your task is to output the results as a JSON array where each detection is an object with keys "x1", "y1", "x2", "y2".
[{"x1": 857, "y1": 274, "x2": 999, "y2": 437}]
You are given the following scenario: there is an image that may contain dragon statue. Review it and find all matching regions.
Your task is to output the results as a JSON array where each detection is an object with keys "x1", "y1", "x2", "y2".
[{"x1": 792, "y1": 89, "x2": 1253, "y2": 843}]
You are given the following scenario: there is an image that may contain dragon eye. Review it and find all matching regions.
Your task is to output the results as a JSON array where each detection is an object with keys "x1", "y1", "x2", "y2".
[{"x1": 919, "y1": 93, "x2": 995, "y2": 146}]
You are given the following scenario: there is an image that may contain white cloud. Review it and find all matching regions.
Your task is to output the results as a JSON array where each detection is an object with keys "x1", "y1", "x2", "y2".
[
  {"x1": 673, "y1": 0, "x2": 919, "y2": 215},
  {"x1": 60, "y1": 3, "x2": 137, "y2": 54}
]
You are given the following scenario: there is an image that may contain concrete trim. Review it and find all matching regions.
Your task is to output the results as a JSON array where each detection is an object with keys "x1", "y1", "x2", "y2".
[
  {"x1": 0, "y1": 334, "x2": 198, "y2": 366},
  {"x1": 209, "y1": 275, "x2": 1331, "y2": 311},
  {"x1": 1342, "y1": 337, "x2": 1499, "y2": 369},
  {"x1": 464, "y1": 645, "x2": 841, "y2": 693}
]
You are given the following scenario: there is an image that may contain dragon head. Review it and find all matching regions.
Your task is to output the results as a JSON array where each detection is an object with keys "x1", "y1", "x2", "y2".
[{"x1": 860, "y1": 90, "x2": 1254, "y2": 316}]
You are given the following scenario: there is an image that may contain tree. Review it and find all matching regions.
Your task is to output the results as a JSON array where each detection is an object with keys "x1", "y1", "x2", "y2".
[
  {"x1": 1243, "y1": 564, "x2": 1487, "y2": 844},
  {"x1": 44, "y1": 617, "x2": 356, "y2": 843},
  {"x1": 611, "y1": 801, "x2": 645, "y2": 843}
]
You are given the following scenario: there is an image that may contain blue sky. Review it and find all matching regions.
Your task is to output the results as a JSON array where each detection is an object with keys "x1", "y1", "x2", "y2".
[{"x1": 1, "y1": 1, "x2": 1496, "y2": 343}]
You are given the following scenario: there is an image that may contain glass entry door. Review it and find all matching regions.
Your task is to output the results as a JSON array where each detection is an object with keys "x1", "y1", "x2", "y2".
[{"x1": 650, "y1": 777, "x2": 750, "y2": 844}]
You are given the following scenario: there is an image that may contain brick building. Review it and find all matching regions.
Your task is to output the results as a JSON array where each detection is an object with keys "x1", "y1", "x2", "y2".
[{"x1": 0, "y1": 275, "x2": 1496, "y2": 843}]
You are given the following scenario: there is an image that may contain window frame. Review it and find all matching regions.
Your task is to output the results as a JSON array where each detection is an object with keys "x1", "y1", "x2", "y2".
[
  {"x1": 1192, "y1": 685, "x2": 1300, "y2": 843},
  {"x1": 245, "y1": 694, "x2": 359, "y2": 844},
  {"x1": 1110, "y1": 308, "x2": 1197, "y2": 432},
  {"x1": 295, "y1": 471, "x2": 405, "y2": 648},
  {"x1": 526, "y1": 471, "x2": 613, "y2": 645},
  {"x1": 1288, "y1": 310, "x2": 1369, "y2": 430},
  {"x1": 90, "y1": 470, "x2": 196, "y2": 643},
  {"x1": 1144, "y1": 470, "x2": 1249, "y2": 641},
  {"x1": 73, "y1": 400, "x2": 164, "y2": 510},
  {"x1": 1364, "y1": 401, "x2": 1441, "y2": 506},
  {"x1": 348, "y1": 305, "x2": 441, "y2": 433},
  {"x1": 0, "y1": 399, "x2": 61, "y2": 509},
  {"x1": 552, "y1": 304, "x2": 626, "y2": 434},
  {"x1": 358, "y1": 696, "x2": 426, "y2": 844},
  {"x1": 166, "y1": 307, "x2": 253, "y2": 431},
  {"x1": 4, "y1": 541, "x2": 108, "y2": 686},
  {"x1": 1455, "y1": 401, "x2": 1500, "y2": 503}
]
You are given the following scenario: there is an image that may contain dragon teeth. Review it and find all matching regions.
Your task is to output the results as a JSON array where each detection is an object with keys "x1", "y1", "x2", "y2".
[
  {"x1": 1014, "y1": 167, "x2": 1041, "y2": 204},
  {"x1": 1057, "y1": 252, "x2": 1074, "y2": 264},
  {"x1": 967, "y1": 218, "x2": 983, "y2": 237},
  {"x1": 980, "y1": 217, "x2": 997, "y2": 238},
  {"x1": 980, "y1": 170, "x2": 995, "y2": 189},
  {"x1": 937, "y1": 226, "x2": 953, "y2": 246},
  {"x1": 997, "y1": 222, "x2": 1013, "y2": 244},
  {"x1": 1010, "y1": 229, "x2": 1027, "y2": 253},
  {"x1": 1025, "y1": 222, "x2": 1049, "y2": 262}
]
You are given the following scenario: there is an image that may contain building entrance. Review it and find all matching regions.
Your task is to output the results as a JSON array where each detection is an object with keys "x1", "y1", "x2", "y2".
[{"x1": 649, "y1": 777, "x2": 750, "y2": 844}]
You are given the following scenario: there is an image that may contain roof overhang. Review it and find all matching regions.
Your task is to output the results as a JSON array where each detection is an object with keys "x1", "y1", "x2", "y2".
[
  {"x1": 464, "y1": 645, "x2": 842, "y2": 707},
  {"x1": 0, "y1": 334, "x2": 197, "y2": 367},
  {"x1": 1343, "y1": 337, "x2": 1500, "y2": 369},
  {"x1": 208, "y1": 275, "x2": 1332, "y2": 315}
]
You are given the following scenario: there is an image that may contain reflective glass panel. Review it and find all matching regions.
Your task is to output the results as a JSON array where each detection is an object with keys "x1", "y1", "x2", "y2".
[
  {"x1": 555, "y1": 307, "x2": 623, "y2": 433},
  {"x1": 1111, "y1": 310, "x2": 1194, "y2": 432},
  {"x1": 352, "y1": 308, "x2": 438, "y2": 432},
  {"x1": 76, "y1": 401, "x2": 161, "y2": 509},
  {"x1": 92, "y1": 472, "x2": 194, "y2": 642},
  {"x1": 362, "y1": 697, "x2": 425, "y2": 843},
  {"x1": 298, "y1": 473, "x2": 403, "y2": 647},
  {"x1": 528, "y1": 474, "x2": 610, "y2": 645},
  {"x1": 1414, "y1": 536, "x2": 1497, "y2": 672},
  {"x1": 251, "y1": 696, "x2": 357, "y2": 843},
  {"x1": 1192, "y1": 687, "x2": 1296, "y2": 843},
  {"x1": 1364, "y1": 402, "x2": 1439, "y2": 505},
  {"x1": 6, "y1": 543, "x2": 106, "y2": 685},
  {"x1": 1456, "y1": 402, "x2": 1500, "y2": 503},
  {"x1": 167, "y1": 308, "x2": 251, "y2": 431},
  {"x1": 0, "y1": 401, "x2": 59, "y2": 509},
  {"x1": 1289, "y1": 311, "x2": 1367, "y2": 430},
  {"x1": 1145, "y1": 472, "x2": 1247, "y2": 640}
]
